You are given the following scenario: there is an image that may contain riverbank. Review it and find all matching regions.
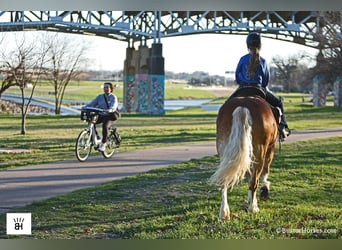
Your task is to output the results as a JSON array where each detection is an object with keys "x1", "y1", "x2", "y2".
[
  {"x1": 0, "y1": 100, "x2": 54, "y2": 114},
  {"x1": 1, "y1": 96, "x2": 219, "y2": 114},
  {"x1": 1, "y1": 85, "x2": 234, "y2": 114}
]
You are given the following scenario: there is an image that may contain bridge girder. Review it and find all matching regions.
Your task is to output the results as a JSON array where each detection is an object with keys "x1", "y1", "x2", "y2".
[{"x1": 0, "y1": 11, "x2": 340, "y2": 49}]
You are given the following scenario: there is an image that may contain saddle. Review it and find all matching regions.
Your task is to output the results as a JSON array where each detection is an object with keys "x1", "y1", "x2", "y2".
[
  {"x1": 228, "y1": 86, "x2": 281, "y2": 124},
  {"x1": 229, "y1": 86, "x2": 266, "y2": 99}
]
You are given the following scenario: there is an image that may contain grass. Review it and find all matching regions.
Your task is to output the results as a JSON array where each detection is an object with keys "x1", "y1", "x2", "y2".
[
  {"x1": 1, "y1": 92, "x2": 342, "y2": 169},
  {"x1": 0, "y1": 110, "x2": 217, "y2": 169},
  {"x1": 4, "y1": 80, "x2": 217, "y2": 104},
  {"x1": 0, "y1": 137, "x2": 340, "y2": 239},
  {"x1": 0, "y1": 88, "x2": 341, "y2": 239}
]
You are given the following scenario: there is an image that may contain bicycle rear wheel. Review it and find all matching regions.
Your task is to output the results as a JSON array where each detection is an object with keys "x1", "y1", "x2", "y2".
[
  {"x1": 75, "y1": 130, "x2": 92, "y2": 162},
  {"x1": 102, "y1": 133, "x2": 117, "y2": 159}
]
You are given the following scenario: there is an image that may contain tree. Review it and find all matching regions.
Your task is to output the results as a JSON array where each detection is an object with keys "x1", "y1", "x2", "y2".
[
  {"x1": 270, "y1": 51, "x2": 314, "y2": 92},
  {"x1": 0, "y1": 33, "x2": 49, "y2": 134},
  {"x1": 0, "y1": 35, "x2": 20, "y2": 97},
  {"x1": 0, "y1": 63, "x2": 21, "y2": 97},
  {"x1": 313, "y1": 11, "x2": 342, "y2": 82},
  {"x1": 44, "y1": 33, "x2": 89, "y2": 114}
]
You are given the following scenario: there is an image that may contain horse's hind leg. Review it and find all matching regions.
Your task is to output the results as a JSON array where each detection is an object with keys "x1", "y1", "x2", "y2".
[
  {"x1": 260, "y1": 173, "x2": 270, "y2": 201},
  {"x1": 260, "y1": 146, "x2": 275, "y2": 200},
  {"x1": 248, "y1": 164, "x2": 263, "y2": 213},
  {"x1": 219, "y1": 186, "x2": 230, "y2": 220}
]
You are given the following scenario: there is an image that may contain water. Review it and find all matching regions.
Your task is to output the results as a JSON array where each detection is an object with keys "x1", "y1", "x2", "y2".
[
  {"x1": 164, "y1": 99, "x2": 212, "y2": 110},
  {"x1": 2, "y1": 94, "x2": 220, "y2": 114},
  {"x1": 72, "y1": 99, "x2": 216, "y2": 112}
]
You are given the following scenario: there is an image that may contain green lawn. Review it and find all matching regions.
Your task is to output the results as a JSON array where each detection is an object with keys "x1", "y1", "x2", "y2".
[
  {"x1": 0, "y1": 88, "x2": 341, "y2": 239},
  {"x1": 4, "y1": 80, "x2": 217, "y2": 103},
  {"x1": 1, "y1": 92, "x2": 342, "y2": 169},
  {"x1": 0, "y1": 137, "x2": 340, "y2": 239}
]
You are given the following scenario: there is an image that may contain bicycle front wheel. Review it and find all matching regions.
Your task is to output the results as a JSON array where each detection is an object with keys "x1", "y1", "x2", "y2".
[{"x1": 75, "y1": 130, "x2": 92, "y2": 162}]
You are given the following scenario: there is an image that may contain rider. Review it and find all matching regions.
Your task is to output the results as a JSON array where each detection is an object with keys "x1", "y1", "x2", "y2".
[
  {"x1": 85, "y1": 82, "x2": 118, "y2": 151},
  {"x1": 235, "y1": 31, "x2": 291, "y2": 140}
]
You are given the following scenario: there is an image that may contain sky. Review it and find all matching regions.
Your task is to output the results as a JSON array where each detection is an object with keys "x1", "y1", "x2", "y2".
[
  {"x1": 86, "y1": 33, "x2": 319, "y2": 76},
  {"x1": 2, "y1": 31, "x2": 319, "y2": 77}
]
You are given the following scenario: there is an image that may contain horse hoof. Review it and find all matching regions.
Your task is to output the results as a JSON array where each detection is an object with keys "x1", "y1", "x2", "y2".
[
  {"x1": 221, "y1": 215, "x2": 230, "y2": 220},
  {"x1": 260, "y1": 186, "x2": 269, "y2": 200},
  {"x1": 219, "y1": 213, "x2": 231, "y2": 221},
  {"x1": 248, "y1": 206, "x2": 259, "y2": 213}
]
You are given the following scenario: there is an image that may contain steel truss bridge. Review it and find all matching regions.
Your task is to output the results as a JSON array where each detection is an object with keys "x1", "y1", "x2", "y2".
[{"x1": 0, "y1": 11, "x2": 340, "y2": 49}]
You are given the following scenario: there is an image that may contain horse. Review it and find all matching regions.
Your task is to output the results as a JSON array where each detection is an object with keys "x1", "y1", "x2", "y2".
[{"x1": 209, "y1": 86, "x2": 280, "y2": 220}]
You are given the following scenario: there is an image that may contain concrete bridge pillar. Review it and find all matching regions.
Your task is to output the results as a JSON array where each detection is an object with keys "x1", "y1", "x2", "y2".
[
  {"x1": 149, "y1": 43, "x2": 165, "y2": 115},
  {"x1": 122, "y1": 47, "x2": 137, "y2": 113},
  {"x1": 312, "y1": 75, "x2": 328, "y2": 107},
  {"x1": 122, "y1": 43, "x2": 165, "y2": 114},
  {"x1": 333, "y1": 76, "x2": 342, "y2": 107}
]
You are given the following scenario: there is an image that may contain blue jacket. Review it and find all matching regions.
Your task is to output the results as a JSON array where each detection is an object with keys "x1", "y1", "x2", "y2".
[
  {"x1": 86, "y1": 93, "x2": 118, "y2": 112},
  {"x1": 235, "y1": 53, "x2": 270, "y2": 88}
]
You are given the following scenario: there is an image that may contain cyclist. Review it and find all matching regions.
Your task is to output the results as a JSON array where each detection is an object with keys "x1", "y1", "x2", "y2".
[{"x1": 85, "y1": 82, "x2": 119, "y2": 151}]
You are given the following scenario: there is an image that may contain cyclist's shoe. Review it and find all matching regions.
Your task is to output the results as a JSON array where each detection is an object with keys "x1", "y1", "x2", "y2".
[{"x1": 98, "y1": 142, "x2": 106, "y2": 152}]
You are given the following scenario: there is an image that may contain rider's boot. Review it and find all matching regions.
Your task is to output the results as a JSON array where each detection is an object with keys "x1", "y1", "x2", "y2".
[{"x1": 279, "y1": 122, "x2": 291, "y2": 141}]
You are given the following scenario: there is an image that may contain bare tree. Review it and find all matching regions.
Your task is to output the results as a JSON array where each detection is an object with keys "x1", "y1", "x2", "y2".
[
  {"x1": 0, "y1": 34, "x2": 20, "y2": 97},
  {"x1": 0, "y1": 33, "x2": 49, "y2": 134},
  {"x1": 314, "y1": 11, "x2": 342, "y2": 82},
  {"x1": 44, "y1": 33, "x2": 89, "y2": 114},
  {"x1": 0, "y1": 63, "x2": 21, "y2": 97},
  {"x1": 270, "y1": 51, "x2": 314, "y2": 92}
]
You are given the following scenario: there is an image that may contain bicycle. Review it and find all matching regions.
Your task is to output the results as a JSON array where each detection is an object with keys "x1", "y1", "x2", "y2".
[{"x1": 75, "y1": 107, "x2": 122, "y2": 162}]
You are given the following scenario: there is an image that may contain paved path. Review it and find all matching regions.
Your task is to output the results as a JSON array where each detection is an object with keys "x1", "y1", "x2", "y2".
[{"x1": 1, "y1": 128, "x2": 341, "y2": 214}]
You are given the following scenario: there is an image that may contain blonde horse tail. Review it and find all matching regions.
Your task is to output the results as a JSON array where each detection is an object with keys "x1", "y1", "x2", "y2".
[{"x1": 209, "y1": 106, "x2": 254, "y2": 189}]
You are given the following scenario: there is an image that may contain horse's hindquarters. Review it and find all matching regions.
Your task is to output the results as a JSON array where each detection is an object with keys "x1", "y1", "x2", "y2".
[
  {"x1": 217, "y1": 97, "x2": 277, "y2": 152},
  {"x1": 212, "y1": 96, "x2": 278, "y2": 219}
]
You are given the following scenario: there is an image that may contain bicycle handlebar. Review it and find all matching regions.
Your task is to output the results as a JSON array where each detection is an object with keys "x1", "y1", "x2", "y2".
[{"x1": 81, "y1": 107, "x2": 105, "y2": 112}]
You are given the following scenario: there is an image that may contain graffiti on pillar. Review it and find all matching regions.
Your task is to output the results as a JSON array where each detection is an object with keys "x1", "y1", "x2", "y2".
[
  {"x1": 136, "y1": 74, "x2": 149, "y2": 113},
  {"x1": 334, "y1": 76, "x2": 342, "y2": 107},
  {"x1": 123, "y1": 43, "x2": 165, "y2": 115},
  {"x1": 313, "y1": 75, "x2": 328, "y2": 107},
  {"x1": 123, "y1": 76, "x2": 136, "y2": 112},
  {"x1": 149, "y1": 75, "x2": 165, "y2": 114}
]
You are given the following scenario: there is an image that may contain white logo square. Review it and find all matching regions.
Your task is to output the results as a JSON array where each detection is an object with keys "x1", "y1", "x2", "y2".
[{"x1": 6, "y1": 213, "x2": 32, "y2": 235}]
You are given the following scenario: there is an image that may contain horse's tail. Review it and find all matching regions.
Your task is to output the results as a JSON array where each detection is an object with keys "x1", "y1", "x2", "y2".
[{"x1": 209, "y1": 106, "x2": 254, "y2": 189}]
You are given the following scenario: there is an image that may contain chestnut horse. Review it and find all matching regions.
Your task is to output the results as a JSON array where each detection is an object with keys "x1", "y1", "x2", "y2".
[{"x1": 209, "y1": 87, "x2": 279, "y2": 220}]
